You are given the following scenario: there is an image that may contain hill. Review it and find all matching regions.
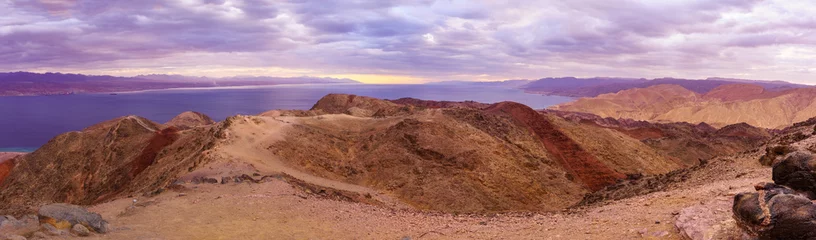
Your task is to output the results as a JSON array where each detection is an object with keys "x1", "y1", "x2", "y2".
[
  {"x1": 0, "y1": 94, "x2": 773, "y2": 216},
  {"x1": 553, "y1": 84, "x2": 816, "y2": 129}
]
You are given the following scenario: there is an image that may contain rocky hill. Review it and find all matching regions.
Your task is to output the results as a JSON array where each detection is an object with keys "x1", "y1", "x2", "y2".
[
  {"x1": 0, "y1": 115, "x2": 221, "y2": 214},
  {"x1": 553, "y1": 84, "x2": 816, "y2": 129},
  {"x1": 545, "y1": 110, "x2": 771, "y2": 166},
  {"x1": 0, "y1": 94, "x2": 773, "y2": 217}
]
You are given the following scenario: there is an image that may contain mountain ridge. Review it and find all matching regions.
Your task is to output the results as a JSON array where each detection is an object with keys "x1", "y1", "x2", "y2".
[
  {"x1": 0, "y1": 72, "x2": 360, "y2": 96},
  {"x1": 553, "y1": 83, "x2": 816, "y2": 129}
]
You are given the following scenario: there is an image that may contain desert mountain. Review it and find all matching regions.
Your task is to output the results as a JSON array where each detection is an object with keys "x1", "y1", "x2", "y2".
[
  {"x1": 522, "y1": 77, "x2": 807, "y2": 97},
  {"x1": 0, "y1": 94, "x2": 771, "y2": 216},
  {"x1": 553, "y1": 83, "x2": 816, "y2": 129}
]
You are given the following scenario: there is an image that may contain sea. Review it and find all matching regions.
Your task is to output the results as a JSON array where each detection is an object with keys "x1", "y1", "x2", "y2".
[{"x1": 0, "y1": 84, "x2": 574, "y2": 151}]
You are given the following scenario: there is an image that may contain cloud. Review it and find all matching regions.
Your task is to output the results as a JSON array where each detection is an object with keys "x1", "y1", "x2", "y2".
[{"x1": 6, "y1": 0, "x2": 816, "y2": 83}]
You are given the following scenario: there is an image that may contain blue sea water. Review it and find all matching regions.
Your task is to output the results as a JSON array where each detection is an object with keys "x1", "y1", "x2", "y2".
[{"x1": 0, "y1": 84, "x2": 574, "y2": 150}]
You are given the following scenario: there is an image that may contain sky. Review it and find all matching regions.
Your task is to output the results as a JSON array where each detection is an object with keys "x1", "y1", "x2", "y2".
[{"x1": 2, "y1": 0, "x2": 816, "y2": 84}]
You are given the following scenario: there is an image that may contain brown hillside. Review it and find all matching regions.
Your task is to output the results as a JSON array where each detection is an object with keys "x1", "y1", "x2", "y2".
[
  {"x1": 484, "y1": 102, "x2": 625, "y2": 191},
  {"x1": 554, "y1": 84, "x2": 816, "y2": 129},
  {"x1": 164, "y1": 111, "x2": 215, "y2": 130},
  {"x1": 2, "y1": 94, "x2": 760, "y2": 216},
  {"x1": 0, "y1": 116, "x2": 220, "y2": 214},
  {"x1": 545, "y1": 110, "x2": 771, "y2": 166}
]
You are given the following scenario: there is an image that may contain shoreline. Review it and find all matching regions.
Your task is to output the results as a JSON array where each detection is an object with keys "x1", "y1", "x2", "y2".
[
  {"x1": 110, "y1": 82, "x2": 365, "y2": 94},
  {"x1": 0, "y1": 83, "x2": 367, "y2": 97}
]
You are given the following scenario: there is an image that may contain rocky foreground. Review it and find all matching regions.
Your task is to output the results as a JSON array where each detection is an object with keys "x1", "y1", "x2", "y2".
[{"x1": 0, "y1": 94, "x2": 804, "y2": 239}]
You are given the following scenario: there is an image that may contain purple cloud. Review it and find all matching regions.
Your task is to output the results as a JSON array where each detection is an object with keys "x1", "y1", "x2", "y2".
[{"x1": 4, "y1": 0, "x2": 816, "y2": 83}]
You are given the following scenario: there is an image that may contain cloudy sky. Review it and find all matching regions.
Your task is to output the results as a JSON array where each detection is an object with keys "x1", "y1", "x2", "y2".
[{"x1": 2, "y1": 0, "x2": 816, "y2": 83}]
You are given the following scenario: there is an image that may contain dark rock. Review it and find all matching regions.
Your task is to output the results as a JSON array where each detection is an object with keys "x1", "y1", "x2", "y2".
[
  {"x1": 221, "y1": 176, "x2": 232, "y2": 184},
  {"x1": 771, "y1": 151, "x2": 816, "y2": 199},
  {"x1": 38, "y1": 203, "x2": 108, "y2": 233},
  {"x1": 202, "y1": 177, "x2": 218, "y2": 184},
  {"x1": 71, "y1": 224, "x2": 91, "y2": 237},
  {"x1": 733, "y1": 183, "x2": 816, "y2": 239},
  {"x1": 760, "y1": 145, "x2": 799, "y2": 166}
]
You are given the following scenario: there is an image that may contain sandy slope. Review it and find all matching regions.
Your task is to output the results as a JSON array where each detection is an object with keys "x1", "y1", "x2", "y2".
[
  {"x1": 45, "y1": 153, "x2": 766, "y2": 240},
  {"x1": 205, "y1": 115, "x2": 402, "y2": 206}
]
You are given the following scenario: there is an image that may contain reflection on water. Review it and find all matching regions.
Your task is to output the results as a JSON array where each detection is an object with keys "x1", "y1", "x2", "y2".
[{"x1": 0, "y1": 84, "x2": 574, "y2": 149}]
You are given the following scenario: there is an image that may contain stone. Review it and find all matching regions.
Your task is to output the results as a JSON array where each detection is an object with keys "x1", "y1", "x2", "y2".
[
  {"x1": 71, "y1": 224, "x2": 91, "y2": 237},
  {"x1": 41, "y1": 223, "x2": 65, "y2": 236},
  {"x1": 30, "y1": 232, "x2": 48, "y2": 239},
  {"x1": 676, "y1": 201, "x2": 747, "y2": 240},
  {"x1": 3, "y1": 235, "x2": 26, "y2": 240},
  {"x1": 733, "y1": 183, "x2": 816, "y2": 239},
  {"x1": 771, "y1": 151, "x2": 816, "y2": 199},
  {"x1": 201, "y1": 177, "x2": 218, "y2": 184},
  {"x1": 38, "y1": 203, "x2": 108, "y2": 233}
]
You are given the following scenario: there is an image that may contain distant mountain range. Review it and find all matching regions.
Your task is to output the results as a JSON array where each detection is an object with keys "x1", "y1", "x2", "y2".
[
  {"x1": 552, "y1": 83, "x2": 816, "y2": 129},
  {"x1": 521, "y1": 77, "x2": 811, "y2": 97},
  {"x1": 0, "y1": 72, "x2": 360, "y2": 96}
]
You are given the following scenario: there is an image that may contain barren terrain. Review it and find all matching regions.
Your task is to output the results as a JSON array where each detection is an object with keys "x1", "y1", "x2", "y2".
[{"x1": 554, "y1": 84, "x2": 816, "y2": 129}]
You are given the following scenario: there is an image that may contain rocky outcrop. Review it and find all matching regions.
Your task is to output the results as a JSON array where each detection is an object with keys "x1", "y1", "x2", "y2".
[
  {"x1": 675, "y1": 199, "x2": 749, "y2": 240},
  {"x1": 733, "y1": 151, "x2": 816, "y2": 239},
  {"x1": 733, "y1": 182, "x2": 816, "y2": 239},
  {"x1": 38, "y1": 203, "x2": 108, "y2": 233}
]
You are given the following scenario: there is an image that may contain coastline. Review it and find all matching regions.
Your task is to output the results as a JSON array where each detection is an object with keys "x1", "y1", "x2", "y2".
[
  {"x1": 0, "y1": 83, "x2": 366, "y2": 97},
  {"x1": 110, "y1": 82, "x2": 365, "y2": 94}
]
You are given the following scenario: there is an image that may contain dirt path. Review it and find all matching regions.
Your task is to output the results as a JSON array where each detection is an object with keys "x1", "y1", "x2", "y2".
[
  {"x1": 69, "y1": 157, "x2": 769, "y2": 240},
  {"x1": 209, "y1": 115, "x2": 400, "y2": 206}
]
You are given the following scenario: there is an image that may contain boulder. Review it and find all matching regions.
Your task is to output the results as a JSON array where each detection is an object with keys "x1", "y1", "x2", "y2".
[
  {"x1": 771, "y1": 151, "x2": 816, "y2": 199},
  {"x1": 37, "y1": 203, "x2": 108, "y2": 233},
  {"x1": 733, "y1": 183, "x2": 816, "y2": 239},
  {"x1": 759, "y1": 145, "x2": 798, "y2": 166},
  {"x1": 675, "y1": 199, "x2": 750, "y2": 240},
  {"x1": 0, "y1": 215, "x2": 39, "y2": 237},
  {"x1": 71, "y1": 224, "x2": 91, "y2": 237}
]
